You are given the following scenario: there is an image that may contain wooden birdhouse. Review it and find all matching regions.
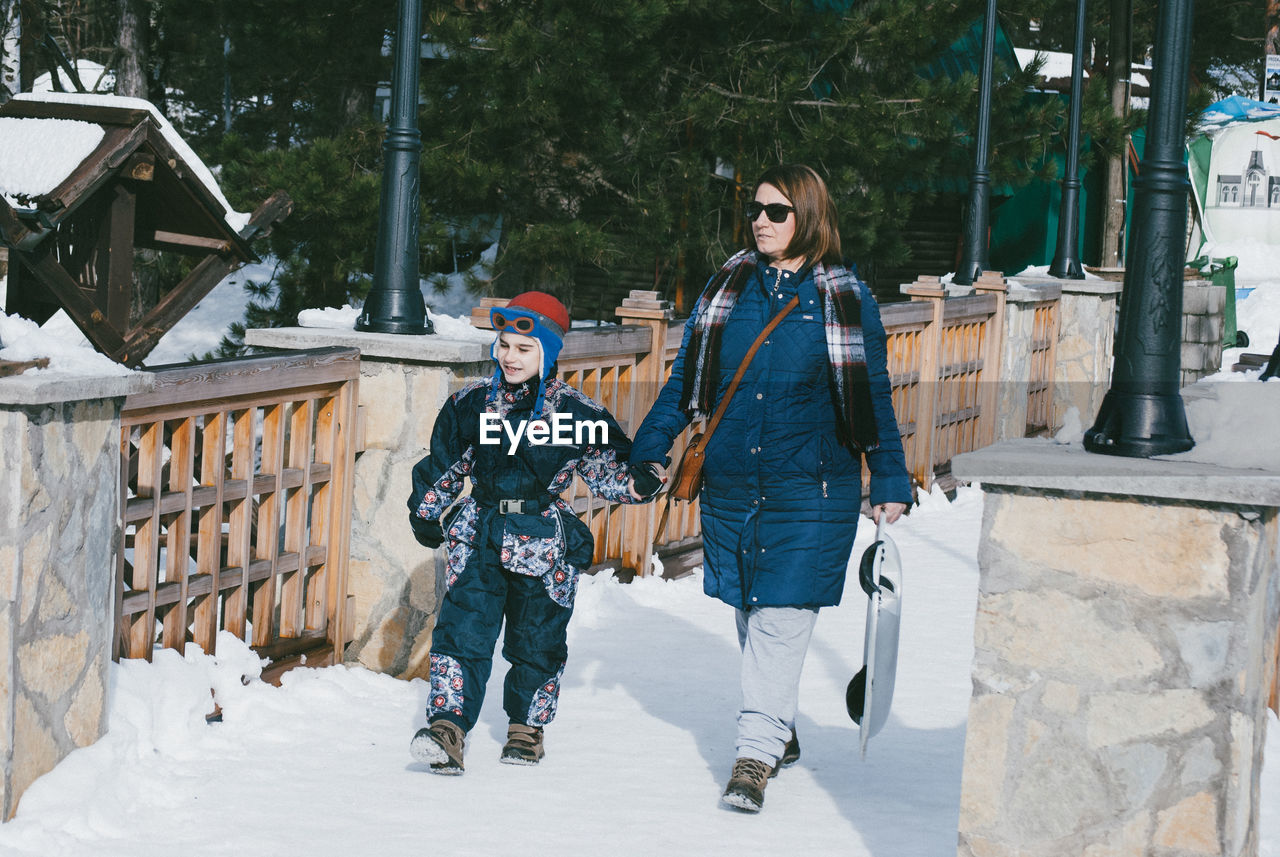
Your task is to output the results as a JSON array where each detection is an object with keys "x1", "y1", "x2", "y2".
[{"x1": 0, "y1": 92, "x2": 290, "y2": 366}]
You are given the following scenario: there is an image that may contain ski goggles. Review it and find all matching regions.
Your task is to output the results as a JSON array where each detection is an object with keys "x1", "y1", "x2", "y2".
[
  {"x1": 744, "y1": 202, "x2": 795, "y2": 223},
  {"x1": 490, "y1": 311, "x2": 536, "y2": 334}
]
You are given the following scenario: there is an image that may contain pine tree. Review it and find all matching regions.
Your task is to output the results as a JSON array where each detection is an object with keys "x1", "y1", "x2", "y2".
[
  {"x1": 153, "y1": 0, "x2": 388, "y2": 149},
  {"x1": 418, "y1": 0, "x2": 1061, "y2": 311},
  {"x1": 204, "y1": 125, "x2": 385, "y2": 355}
]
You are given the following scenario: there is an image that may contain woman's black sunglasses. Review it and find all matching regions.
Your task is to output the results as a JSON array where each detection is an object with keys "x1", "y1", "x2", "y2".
[{"x1": 744, "y1": 202, "x2": 795, "y2": 224}]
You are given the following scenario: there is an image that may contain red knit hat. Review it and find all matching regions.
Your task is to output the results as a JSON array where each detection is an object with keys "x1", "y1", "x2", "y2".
[{"x1": 502, "y1": 291, "x2": 569, "y2": 337}]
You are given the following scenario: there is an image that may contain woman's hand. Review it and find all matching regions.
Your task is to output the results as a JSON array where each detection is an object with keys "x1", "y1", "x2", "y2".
[{"x1": 871, "y1": 502, "x2": 907, "y2": 525}]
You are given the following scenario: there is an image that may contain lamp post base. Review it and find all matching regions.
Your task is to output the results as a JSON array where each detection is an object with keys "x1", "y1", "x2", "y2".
[
  {"x1": 1083, "y1": 390, "x2": 1194, "y2": 457},
  {"x1": 1048, "y1": 257, "x2": 1085, "y2": 279},
  {"x1": 356, "y1": 289, "x2": 432, "y2": 336}
]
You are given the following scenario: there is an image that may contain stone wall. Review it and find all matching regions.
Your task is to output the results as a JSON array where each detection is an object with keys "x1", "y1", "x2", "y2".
[
  {"x1": 1182, "y1": 279, "x2": 1227, "y2": 387},
  {"x1": 944, "y1": 272, "x2": 1120, "y2": 439},
  {"x1": 346, "y1": 357, "x2": 491, "y2": 678},
  {"x1": 0, "y1": 371, "x2": 151, "y2": 819},
  {"x1": 953, "y1": 443, "x2": 1280, "y2": 857},
  {"x1": 955, "y1": 270, "x2": 1225, "y2": 432}
]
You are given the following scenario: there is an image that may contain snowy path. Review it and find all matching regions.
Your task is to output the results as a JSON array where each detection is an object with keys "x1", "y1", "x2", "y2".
[{"x1": 0, "y1": 488, "x2": 1275, "y2": 857}]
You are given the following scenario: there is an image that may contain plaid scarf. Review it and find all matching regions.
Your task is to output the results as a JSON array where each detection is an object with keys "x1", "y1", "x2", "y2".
[{"x1": 680, "y1": 250, "x2": 879, "y2": 451}]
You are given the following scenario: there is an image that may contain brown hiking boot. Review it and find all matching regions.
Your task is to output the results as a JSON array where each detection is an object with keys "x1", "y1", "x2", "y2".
[
  {"x1": 771, "y1": 728, "x2": 800, "y2": 777},
  {"x1": 721, "y1": 757, "x2": 771, "y2": 812},
  {"x1": 410, "y1": 719, "x2": 466, "y2": 775},
  {"x1": 499, "y1": 723, "x2": 545, "y2": 766}
]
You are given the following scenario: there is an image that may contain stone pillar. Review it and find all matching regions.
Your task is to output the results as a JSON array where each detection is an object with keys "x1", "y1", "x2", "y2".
[
  {"x1": 245, "y1": 326, "x2": 490, "y2": 679},
  {"x1": 952, "y1": 439, "x2": 1280, "y2": 857},
  {"x1": 1016, "y1": 273, "x2": 1124, "y2": 432},
  {"x1": 1182, "y1": 278, "x2": 1226, "y2": 387},
  {"x1": 993, "y1": 281, "x2": 1062, "y2": 442},
  {"x1": 0, "y1": 369, "x2": 153, "y2": 819}
]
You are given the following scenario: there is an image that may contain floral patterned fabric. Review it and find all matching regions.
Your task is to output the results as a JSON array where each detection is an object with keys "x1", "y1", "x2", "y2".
[
  {"x1": 428, "y1": 653, "x2": 466, "y2": 720},
  {"x1": 527, "y1": 664, "x2": 565, "y2": 726}
]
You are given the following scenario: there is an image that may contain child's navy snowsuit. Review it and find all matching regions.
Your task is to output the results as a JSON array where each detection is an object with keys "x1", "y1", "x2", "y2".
[{"x1": 409, "y1": 375, "x2": 639, "y2": 732}]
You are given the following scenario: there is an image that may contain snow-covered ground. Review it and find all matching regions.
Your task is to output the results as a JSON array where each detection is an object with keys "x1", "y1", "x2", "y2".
[
  {"x1": 0, "y1": 247, "x2": 1277, "y2": 855},
  {"x1": 0, "y1": 484, "x2": 1272, "y2": 857},
  {"x1": 0, "y1": 490, "x2": 988, "y2": 856}
]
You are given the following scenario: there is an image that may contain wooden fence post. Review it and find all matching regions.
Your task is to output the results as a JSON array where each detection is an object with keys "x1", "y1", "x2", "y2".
[
  {"x1": 972, "y1": 270, "x2": 1009, "y2": 447},
  {"x1": 615, "y1": 290, "x2": 673, "y2": 576},
  {"x1": 901, "y1": 275, "x2": 947, "y2": 491}
]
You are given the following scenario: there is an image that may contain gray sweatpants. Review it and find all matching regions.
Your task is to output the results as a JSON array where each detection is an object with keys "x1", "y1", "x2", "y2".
[{"x1": 734, "y1": 605, "x2": 820, "y2": 766}]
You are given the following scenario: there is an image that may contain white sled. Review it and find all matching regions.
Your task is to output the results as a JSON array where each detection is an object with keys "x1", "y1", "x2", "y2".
[{"x1": 846, "y1": 518, "x2": 903, "y2": 759}]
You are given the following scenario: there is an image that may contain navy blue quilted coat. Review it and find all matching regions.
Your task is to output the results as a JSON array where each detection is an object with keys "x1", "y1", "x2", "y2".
[{"x1": 631, "y1": 260, "x2": 911, "y2": 610}]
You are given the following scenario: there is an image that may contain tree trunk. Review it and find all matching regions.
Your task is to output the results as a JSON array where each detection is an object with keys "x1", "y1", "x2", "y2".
[
  {"x1": 115, "y1": 0, "x2": 147, "y2": 99},
  {"x1": 339, "y1": 84, "x2": 370, "y2": 127},
  {"x1": 1267, "y1": 0, "x2": 1279, "y2": 55},
  {"x1": 1, "y1": 0, "x2": 19, "y2": 101},
  {"x1": 1098, "y1": 0, "x2": 1131, "y2": 268}
]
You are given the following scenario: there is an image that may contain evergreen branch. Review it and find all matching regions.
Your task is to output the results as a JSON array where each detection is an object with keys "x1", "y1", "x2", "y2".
[{"x1": 704, "y1": 83, "x2": 922, "y2": 109}]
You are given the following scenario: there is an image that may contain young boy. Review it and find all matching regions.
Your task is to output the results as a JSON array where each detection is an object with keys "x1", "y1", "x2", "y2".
[{"x1": 407, "y1": 291, "x2": 662, "y2": 774}]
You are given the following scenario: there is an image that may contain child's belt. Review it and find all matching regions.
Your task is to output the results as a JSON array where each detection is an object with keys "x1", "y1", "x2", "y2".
[
  {"x1": 473, "y1": 496, "x2": 552, "y2": 515},
  {"x1": 494, "y1": 498, "x2": 544, "y2": 515}
]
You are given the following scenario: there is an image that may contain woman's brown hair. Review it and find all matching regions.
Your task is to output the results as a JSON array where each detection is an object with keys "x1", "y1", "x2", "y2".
[{"x1": 745, "y1": 164, "x2": 843, "y2": 267}]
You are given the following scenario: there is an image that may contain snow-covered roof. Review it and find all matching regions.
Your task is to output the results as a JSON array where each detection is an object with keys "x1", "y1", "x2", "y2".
[
  {"x1": 1015, "y1": 48, "x2": 1151, "y2": 95},
  {"x1": 1015, "y1": 48, "x2": 1087, "y2": 83},
  {"x1": 3, "y1": 91, "x2": 250, "y2": 233},
  {"x1": 0, "y1": 117, "x2": 105, "y2": 206}
]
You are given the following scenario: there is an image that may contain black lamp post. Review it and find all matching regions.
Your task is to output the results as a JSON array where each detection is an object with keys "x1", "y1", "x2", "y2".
[
  {"x1": 358, "y1": 0, "x2": 432, "y2": 335},
  {"x1": 1048, "y1": 0, "x2": 1087, "y2": 279},
  {"x1": 954, "y1": 0, "x2": 998, "y2": 286},
  {"x1": 1083, "y1": 0, "x2": 1195, "y2": 457}
]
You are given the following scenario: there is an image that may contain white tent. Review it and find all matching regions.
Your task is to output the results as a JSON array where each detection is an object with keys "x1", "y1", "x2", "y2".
[{"x1": 1188, "y1": 95, "x2": 1280, "y2": 257}]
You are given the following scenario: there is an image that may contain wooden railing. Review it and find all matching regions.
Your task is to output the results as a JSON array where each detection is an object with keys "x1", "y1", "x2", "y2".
[
  {"x1": 893, "y1": 274, "x2": 1006, "y2": 487},
  {"x1": 117, "y1": 347, "x2": 359, "y2": 681},
  {"x1": 479, "y1": 272, "x2": 1057, "y2": 574},
  {"x1": 556, "y1": 306, "x2": 704, "y2": 577}
]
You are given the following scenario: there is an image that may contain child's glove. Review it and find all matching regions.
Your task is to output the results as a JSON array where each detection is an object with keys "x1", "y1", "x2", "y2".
[
  {"x1": 629, "y1": 462, "x2": 664, "y2": 500},
  {"x1": 409, "y1": 513, "x2": 445, "y2": 548}
]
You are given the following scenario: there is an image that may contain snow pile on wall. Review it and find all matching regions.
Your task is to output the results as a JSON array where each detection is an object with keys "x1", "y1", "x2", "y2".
[{"x1": 0, "y1": 310, "x2": 133, "y2": 376}]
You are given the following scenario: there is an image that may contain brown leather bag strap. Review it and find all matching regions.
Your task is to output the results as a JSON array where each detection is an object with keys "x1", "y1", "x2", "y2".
[
  {"x1": 690, "y1": 293, "x2": 800, "y2": 455},
  {"x1": 653, "y1": 294, "x2": 800, "y2": 546}
]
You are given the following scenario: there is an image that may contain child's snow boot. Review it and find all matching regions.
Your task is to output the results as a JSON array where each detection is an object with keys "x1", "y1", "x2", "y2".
[
  {"x1": 771, "y1": 728, "x2": 800, "y2": 777},
  {"x1": 410, "y1": 719, "x2": 466, "y2": 775},
  {"x1": 499, "y1": 723, "x2": 545, "y2": 765},
  {"x1": 721, "y1": 757, "x2": 771, "y2": 812}
]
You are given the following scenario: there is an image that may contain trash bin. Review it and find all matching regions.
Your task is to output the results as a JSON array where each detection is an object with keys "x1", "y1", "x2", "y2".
[{"x1": 1190, "y1": 255, "x2": 1245, "y2": 348}]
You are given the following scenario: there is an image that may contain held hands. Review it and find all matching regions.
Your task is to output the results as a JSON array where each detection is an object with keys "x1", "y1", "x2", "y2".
[
  {"x1": 871, "y1": 502, "x2": 907, "y2": 525},
  {"x1": 409, "y1": 512, "x2": 445, "y2": 549},
  {"x1": 627, "y1": 462, "x2": 667, "y2": 501}
]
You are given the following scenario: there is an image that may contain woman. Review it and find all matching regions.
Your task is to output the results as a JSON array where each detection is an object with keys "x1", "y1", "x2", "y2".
[{"x1": 631, "y1": 164, "x2": 910, "y2": 813}]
